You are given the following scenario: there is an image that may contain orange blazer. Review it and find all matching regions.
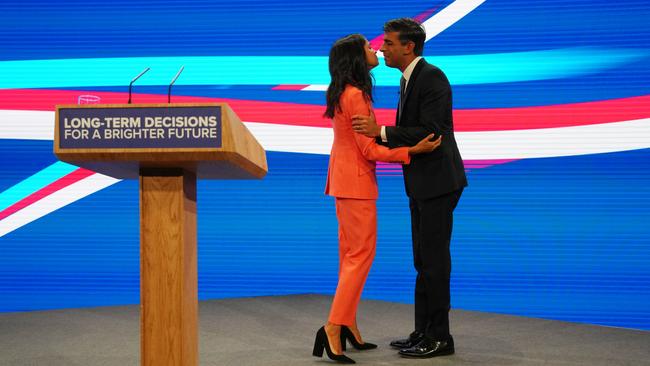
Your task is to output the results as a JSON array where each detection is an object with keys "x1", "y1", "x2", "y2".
[{"x1": 325, "y1": 85, "x2": 410, "y2": 199}]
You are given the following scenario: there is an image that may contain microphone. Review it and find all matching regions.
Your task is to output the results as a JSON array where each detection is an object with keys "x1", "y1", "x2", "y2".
[
  {"x1": 128, "y1": 67, "x2": 150, "y2": 104},
  {"x1": 168, "y1": 66, "x2": 185, "y2": 104}
]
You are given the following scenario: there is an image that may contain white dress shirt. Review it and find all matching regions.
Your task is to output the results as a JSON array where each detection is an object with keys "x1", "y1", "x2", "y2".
[{"x1": 381, "y1": 56, "x2": 422, "y2": 142}]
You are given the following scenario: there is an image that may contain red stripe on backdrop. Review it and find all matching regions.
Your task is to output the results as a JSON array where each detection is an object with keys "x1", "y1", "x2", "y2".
[
  {"x1": 0, "y1": 168, "x2": 95, "y2": 221},
  {"x1": 271, "y1": 85, "x2": 310, "y2": 90},
  {"x1": 0, "y1": 89, "x2": 648, "y2": 132}
]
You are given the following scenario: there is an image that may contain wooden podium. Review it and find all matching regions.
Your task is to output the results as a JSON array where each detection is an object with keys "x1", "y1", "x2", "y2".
[{"x1": 54, "y1": 103, "x2": 267, "y2": 366}]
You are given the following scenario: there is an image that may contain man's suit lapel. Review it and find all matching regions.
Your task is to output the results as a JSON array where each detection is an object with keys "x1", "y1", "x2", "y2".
[
  {"x1": 396, "y1": 58, "x2": 426, "y2": 126},
  {"x1": 402, "y1": 58, "x2": 425, "y2": 110}
]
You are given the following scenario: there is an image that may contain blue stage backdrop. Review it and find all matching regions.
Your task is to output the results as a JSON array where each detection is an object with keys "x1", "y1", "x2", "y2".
[{"x1": 1, "y1": 0, "x2": 649, "y2": 330}]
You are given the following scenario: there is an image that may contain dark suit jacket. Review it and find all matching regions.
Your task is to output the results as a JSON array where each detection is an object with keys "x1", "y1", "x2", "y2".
[{"x1": 384, "y1": 58, "x2": 467, "y2": 199}]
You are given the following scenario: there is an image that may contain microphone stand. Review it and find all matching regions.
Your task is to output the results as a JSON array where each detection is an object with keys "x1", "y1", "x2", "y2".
[
  {"x1": 128, "y1": 67, "x2": 151, "y2": 104},
  {"x1": 168, "y1": 66, "x2": 185, "y2": 104}
]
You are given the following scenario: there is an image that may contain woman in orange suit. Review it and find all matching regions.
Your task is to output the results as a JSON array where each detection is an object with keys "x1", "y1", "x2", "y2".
[{"x1": 313, "y1": 34, "x2": 441, "y2": 364}]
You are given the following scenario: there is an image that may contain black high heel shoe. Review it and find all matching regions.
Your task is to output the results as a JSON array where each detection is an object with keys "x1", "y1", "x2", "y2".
[
  {"x1": 340, "y1": 326, "x2": 378, "y2": 351},
  {"x1": 313, "y1": 326, "x2": 356, "y2": 364}
]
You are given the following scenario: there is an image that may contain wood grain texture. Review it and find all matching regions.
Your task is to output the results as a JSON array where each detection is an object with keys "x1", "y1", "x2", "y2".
[{"x1": 140, "y1": 169, "x2": 197, "y2": 366}]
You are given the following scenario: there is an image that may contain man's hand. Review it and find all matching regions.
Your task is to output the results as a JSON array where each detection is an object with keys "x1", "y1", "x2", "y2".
[{"x1": 352, "y1": 113, "x2": 381, "y2": 137}]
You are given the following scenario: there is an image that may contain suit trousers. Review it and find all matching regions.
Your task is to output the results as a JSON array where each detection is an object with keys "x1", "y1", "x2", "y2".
[
  {"x1": 410, "y1": 189, "x2": 463, "y2": 340},
  {"x1": 328, "y1": 198, "x2": 377, "y2": 326}
]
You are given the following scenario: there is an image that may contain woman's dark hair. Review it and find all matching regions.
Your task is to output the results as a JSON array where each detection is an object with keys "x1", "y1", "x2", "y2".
[{"x1": 324, "y1": 34, "x2": 373, "y2": 119}]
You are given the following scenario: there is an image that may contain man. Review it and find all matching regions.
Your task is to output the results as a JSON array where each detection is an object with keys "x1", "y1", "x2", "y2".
[{"x1": 352, "y1": 18, "x2": 467, "y2": 358}]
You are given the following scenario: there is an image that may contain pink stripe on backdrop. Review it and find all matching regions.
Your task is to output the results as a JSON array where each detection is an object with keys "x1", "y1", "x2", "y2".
[
  {"x1": 377, "y1": 159, "x2": 517, "y2": 175},
  {"x1": 463, "y1": 159, "x2": 518, "y2": 169},
  {"x1": 368, "y1": 35, "x2": 384, "y2": 52},
  {"x1": 0, "y1": 168, "x2": 95, "y2": 221},
  {"x1": 1, "y1": 89, "x2": 649, "y2": 132},
  {"x1": 463, "y1": 159, "x2": 517, "y2": 165},
  {"x1": 369, "y1": 6, "x2": 439, "y2": 49},
  {"x1": 414, "y1": 6, "x2": 440, "y2": 22},
  {"x1": 271, "y1": 85, "x2": 310, "y2": 90}
]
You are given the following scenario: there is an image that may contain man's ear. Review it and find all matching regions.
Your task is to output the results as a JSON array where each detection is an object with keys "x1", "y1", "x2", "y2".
[{"x1": 403, "y1": 41, "x2": 415, "y2": 55}]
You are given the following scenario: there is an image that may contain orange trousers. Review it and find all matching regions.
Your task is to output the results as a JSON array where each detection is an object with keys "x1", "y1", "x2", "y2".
[{"x1": 328, "y1": 198, "x2": 377, "y2": 326}]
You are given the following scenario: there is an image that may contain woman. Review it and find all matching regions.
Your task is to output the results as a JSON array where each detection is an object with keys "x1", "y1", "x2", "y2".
[{"x1": 313, "y1": 34, "x2": 441, "y2": 364}]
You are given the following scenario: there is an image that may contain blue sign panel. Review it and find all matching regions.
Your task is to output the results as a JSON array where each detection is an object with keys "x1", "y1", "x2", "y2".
[{"x1": 58, "y1": 106, "x2": 222, "y2": 149}]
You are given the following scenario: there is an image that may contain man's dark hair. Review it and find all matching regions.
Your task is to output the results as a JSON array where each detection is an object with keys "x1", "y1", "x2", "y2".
[{"x1": 383, "y1": 18, "x2": 426, "y2": 56}]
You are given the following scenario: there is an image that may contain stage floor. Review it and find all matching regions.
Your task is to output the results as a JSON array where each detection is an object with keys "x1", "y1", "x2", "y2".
[{"x1": 1, "y1": 294, "x2": 648, "y2": 365}]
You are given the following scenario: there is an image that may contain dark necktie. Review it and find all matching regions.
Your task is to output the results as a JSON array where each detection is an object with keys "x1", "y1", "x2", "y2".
[{"x1": 398, "y1": 76, "x2": 406, "y2": 123}]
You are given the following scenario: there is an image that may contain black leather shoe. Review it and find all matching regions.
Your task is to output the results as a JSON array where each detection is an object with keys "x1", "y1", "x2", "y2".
[
  {"x1": 389, "y1": 331, "x2": 425, "y2": 349},
  {"x1": 398, "y1": 336, "x2": 454, "y2": 358}
]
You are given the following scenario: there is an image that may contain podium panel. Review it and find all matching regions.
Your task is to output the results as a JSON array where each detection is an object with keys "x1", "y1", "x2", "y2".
[{"x1": 140, "y1": 169, "x2": 197, "y2": 366}]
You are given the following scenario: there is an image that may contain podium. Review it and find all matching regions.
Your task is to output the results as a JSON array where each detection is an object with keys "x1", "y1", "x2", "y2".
[{"x1": 54, "y1": 103, "x2": 267, "y2": 366}]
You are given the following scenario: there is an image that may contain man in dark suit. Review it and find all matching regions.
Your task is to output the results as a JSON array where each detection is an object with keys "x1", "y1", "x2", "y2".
[{"x1": 352, "y1": 17, "x2": 467, "y2": 358}]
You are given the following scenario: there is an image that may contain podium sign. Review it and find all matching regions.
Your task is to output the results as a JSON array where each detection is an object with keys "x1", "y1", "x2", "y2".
[
  {"x1": 54, "y1": 103, "x2": 267, "y2": 366},
  {"x1": 58, "y1": 105, "x2": 222, "y2": 149},
  {"x1": 55, "y1": 103, "x2": 266, "y2": 180}
]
